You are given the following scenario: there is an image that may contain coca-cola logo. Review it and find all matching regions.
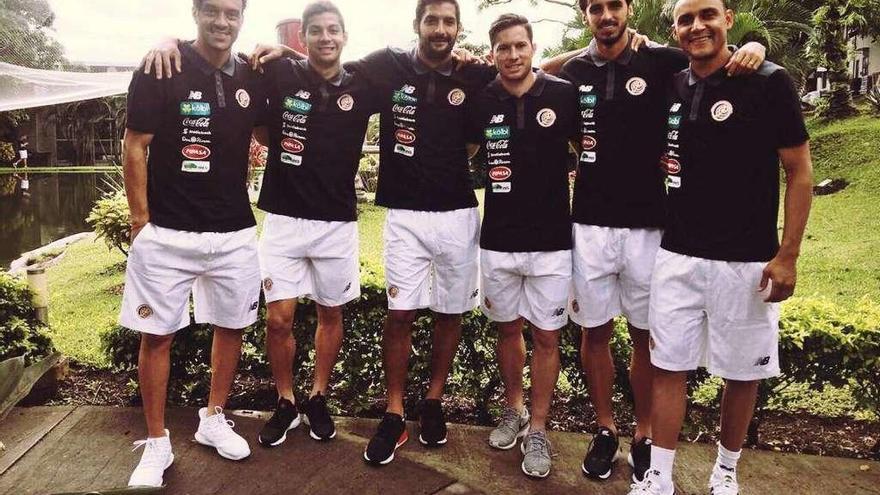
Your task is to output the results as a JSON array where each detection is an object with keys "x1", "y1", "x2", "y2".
[
  {"x1": 395, "y1": 129, "x2": 416, "y2": 145},
  {"x1": 182, "y1": 117, "x2": 210, "y2": 128},
  {"x1": 486, "y1": 140, "x2": 509, "y2": 150},
  {"x1": 281, "y1": 138, "x2": 304, "y2": 154},
  {"x1": 282, "y1": 111, "x2": 308, "y2": 124},
  {"x1": 392, "y1": 104, "x2": 416, "y2": 115},
  {"x1": 489, "y1": 166, "x2": 512, "y2": 181},
  {"x1": 181, "y1": 144, "x2": 210, "y2": 160}
]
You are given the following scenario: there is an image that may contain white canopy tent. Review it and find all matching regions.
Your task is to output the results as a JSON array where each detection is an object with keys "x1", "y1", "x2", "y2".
[{"x1": 0, "y1": 62, "x2": 131, "y2": 112}]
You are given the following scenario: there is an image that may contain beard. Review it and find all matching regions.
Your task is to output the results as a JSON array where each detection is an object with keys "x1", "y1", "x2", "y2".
[
  {"x1": 595, "y1": 20, "x2": 627, "y2": 47},
  {"x1": 419, "y1": 33, "x2": 456, "y2": 61}
]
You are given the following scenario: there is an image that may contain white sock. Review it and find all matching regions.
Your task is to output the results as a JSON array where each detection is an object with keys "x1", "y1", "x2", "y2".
[
  {"x1": 650, "y1": 445, "x2": 676, "y2": 493},
  {"x1": 715, "y1": 442, "x2": 741, "y2": 471}
]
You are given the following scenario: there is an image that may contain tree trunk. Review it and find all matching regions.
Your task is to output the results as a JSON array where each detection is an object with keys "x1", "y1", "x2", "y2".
[{"x1": 819, "y1": 0, "x2": 858, "y2": 119}]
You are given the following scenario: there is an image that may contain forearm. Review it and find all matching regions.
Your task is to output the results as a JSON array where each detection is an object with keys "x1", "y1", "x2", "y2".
[
  {"x1": 123, "y1": 141, "x2": 150, "y2": 226},
  {"x1": 539, "y1": 48, "x2": 583, "y2": 76},
  {"x1": 281, "y1": 44, "x2": 306, "y2": 60},
  {"x1": 777, "y1": 162, "x2": 813, "y2": 260}
]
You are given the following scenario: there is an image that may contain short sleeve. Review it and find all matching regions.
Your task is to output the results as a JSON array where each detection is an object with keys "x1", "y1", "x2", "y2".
[
  {"x1": 648, "y1": 46, "x2": 689, "y2": 78},
  {"x1": 558, "y1": 58, "x2": 578, "y2": 84},
  {"x1": 766, "y1": 68, "x2": 809, "y2": 149},
  {"x1": 125, "y1": 67, "x2": 164, "y2": 134}
]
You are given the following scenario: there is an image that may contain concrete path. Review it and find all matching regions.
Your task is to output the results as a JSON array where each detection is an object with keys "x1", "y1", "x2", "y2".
[{"x1": 0, "y1": 406, "x2": 877, "y2": 495}]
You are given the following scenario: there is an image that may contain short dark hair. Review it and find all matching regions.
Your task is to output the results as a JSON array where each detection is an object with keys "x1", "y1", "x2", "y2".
[
  {"x1": 578, "y1": 0, "x2": 631, "y2": 12},
  {"x1": 488, "y1": 14, "x2": 533, "y2": 46},
  {"x1": 415, "y1": 0, "x2": 461, "y2": 25},
  {"x1": 301, "y1": 0, "x2": 345, "y2": 35},
  {"x1": 193, "y1": 0, "x2": 248, "y2": 12}
]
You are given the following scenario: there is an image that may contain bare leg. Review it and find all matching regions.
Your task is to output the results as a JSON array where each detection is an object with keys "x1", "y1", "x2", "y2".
[
  {"x1": 529, "y1": 327, "x2": 561, "y2": 432},
  {"x1": 139, "y1": 333, "x2": 174, "y2": 437},
  {"x1": 497, "y1": 318, "x2": 526, "y2": 411},
  {"x1": 206, "y1": 325, "x2": 244, "y2": 414},
  {"x1": 650, "y1": 368, "x2": 688, "y2": 449},
  {"x1": 312, "y1": 304, "x2": 344, "y2": 397},
  {"x1": 383, "y1": 309, "x2": 417, "y2": 415},
  {"x1": 265, "y1": 299, "x2": 298, "y2": 402},
  {"x1": 718, "y1": 379, "x2": 759, "y2": 451},
  {"x1": 581, "y1": 319, "x2": 617, "y2": 434},
  {"x1": 628, "y1": 324, "x2": 653, "y2": 440},
  {"x1": 425, "y1": 312, "x2": 463, "y2": 400}
]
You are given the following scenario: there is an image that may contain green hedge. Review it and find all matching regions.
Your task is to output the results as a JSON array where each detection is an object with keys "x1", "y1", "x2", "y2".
[{"x1": 0, "y1": 273, "x2": 54, "y2": 364}]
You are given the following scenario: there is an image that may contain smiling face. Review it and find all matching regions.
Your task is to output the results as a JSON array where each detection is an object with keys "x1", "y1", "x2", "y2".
[
  {"x1": 301, "y1": 12, "x2": 347, "y2": 68},
  {"x1": 672, "y1": 0, "x2": 733, "y2": 61},
  {"x1": 414, "y1": 2, "x2": 460, "y2": 62},
  {"x1": 492, "y1": 25, "x2": 534, "y2": 83},
  {"x1": 192, "y1": 0, "x2": 244, "y2": 52},
  {"x1": 582, "y1": 0, "x2": 632, "y2": 46}
]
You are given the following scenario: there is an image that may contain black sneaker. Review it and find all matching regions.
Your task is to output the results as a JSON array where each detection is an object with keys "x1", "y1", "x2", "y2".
[
  {"x1": 304, "y1": 392, "x2": 336, "y2": 441},
  {"x1": 364, "y1": 412, "x2": 408, "y2": 465},
  {"x1": 418, "y1": 399, "x2": 448, "y2": 447},
  {"x1": 582, "y1": 426, "x2": 620, "y2": 480},
  {"x1": 628, "y1": 437, "x2": 653, "y2": 482},
  {"x1": 258, "y1": 397, "x2": 301, "y2": 447}
]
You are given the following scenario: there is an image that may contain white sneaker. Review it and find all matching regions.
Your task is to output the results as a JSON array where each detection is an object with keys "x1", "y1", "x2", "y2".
[
  {"x1": 709, "y1": 465, "x2": 739, "y2": 495},
  {"x1": 627, "y1": 469, "x2": 674, "y2": 495},
  {"x1": 128, "y1": 429, "x2": 174, "y2": 487},
  {"x1": 194, "y1": 406, "x2": 251, "y2": 460}
]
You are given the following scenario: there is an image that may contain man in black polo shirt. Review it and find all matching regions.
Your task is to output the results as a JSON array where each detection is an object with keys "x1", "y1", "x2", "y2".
[
  {"x1": 629, "y1": 0, "x2": 812, "y2": 493},
  {"x1": 253, "y1": 0, "x2": 380, "y2": 447},
  {"x1": 538, "y1": 0, "x2": 765, "y2": 482},
  {"x1": 468, "y1": 15, "x2": 578, "y2": 479},
  {"x1": 120, "y1": 0, "x2": 266, "y2": 487}
]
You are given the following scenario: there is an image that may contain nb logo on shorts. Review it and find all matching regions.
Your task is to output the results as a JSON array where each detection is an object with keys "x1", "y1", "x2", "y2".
[
  {"x1": 250, "y1": 301, "x2": 259, "y2": 311},
  {"x1": 754, "y1": 356, "x2": 771, "y2": 366},
  {"x1": 471, "y1": 289, "x2": 479, "y2": 299},
  {"x1": 552, "y1": 308, "x2": 565, "y2": 317},
  {"x1": 344, "y1": 282, "x2": 352, "y2": 293}
]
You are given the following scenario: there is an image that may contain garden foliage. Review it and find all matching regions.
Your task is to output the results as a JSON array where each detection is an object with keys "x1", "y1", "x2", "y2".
[
  {"x1": 86, "y1": 189, "x2": 131, "y2": 256},
  {"x1": 0, "y1": 272, "x2": 54, "y2": 364}
]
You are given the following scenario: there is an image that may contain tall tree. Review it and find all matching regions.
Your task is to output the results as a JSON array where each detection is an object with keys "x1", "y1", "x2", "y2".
[{"x1": 0, "y1": 0, "x2": 66, "y2": 69}]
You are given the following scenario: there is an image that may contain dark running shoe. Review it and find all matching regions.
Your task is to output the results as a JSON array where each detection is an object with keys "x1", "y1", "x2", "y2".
[
  {"x1": 628, "y1": 437, "x2": 653, "y2": 482},
  {"x1": 582, "y1": 426, "x2": 620, "y2": 480},
  {"x1": 418, "y1": 399, "x2": 448, "y2": 447},
  {"x1": 304, "y1": 392, "x2": 336, "y2": 441},
  {"x1": 258, "y1": 397, "x2": 301, "y2": 447},
  {"x1": 364, "y1": 412, "x2": 408, "y2": 465}
]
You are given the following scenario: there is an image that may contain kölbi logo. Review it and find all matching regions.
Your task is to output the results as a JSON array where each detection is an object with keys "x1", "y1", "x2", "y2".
[
  {"x1": 181, "y1": 144, "x2": 210, "y2": 160},
  {"x1": 281, "y1": 138, "x2": 304, "y2": 154},
  {"x1": 395, "y1": 129, "x2": 416, "y2": 145},
  {"x1": 489, "y1": 166, "x2": 512, "y2": 181}
]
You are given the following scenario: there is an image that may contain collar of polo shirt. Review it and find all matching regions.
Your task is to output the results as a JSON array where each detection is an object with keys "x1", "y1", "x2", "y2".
[
  {"x1": 410, "y1": 47, "x2": 455, "y2": 77},
  {"x1": 687, "y1": 45, "x2": 743, "y2": 87},
  {"x1": 487, "y1": 69, "x2": 548, "y2": 100},
  {"x1": 304, "y1": 61, "x2": 352, "y2": 88},
  {"x1": 181, "y1": 41, "x2": 237, "y2": 77},
  {"x1": 582, "y1": 38, "x2": 635, "y2": 67}
]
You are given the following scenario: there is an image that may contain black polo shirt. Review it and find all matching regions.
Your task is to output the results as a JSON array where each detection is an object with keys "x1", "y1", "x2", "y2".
[
  {"x1": 345, "y1": 47, "x2": 496, "y2": 211},
  {"x1": 467, "y1": 72, "x2": 578, "y2": 252},
  {"x1": 126, "y1": 41, "x2": 267, "y2": 232},
  {"x1": 257, "y1": 59, "x2": 379, "y2": 221},
  {"x1": 560, "y1": 42, "x2": 688, "y2": 228},
  {"x1": 660, "y1": 62, "x2": 809, "y2": 262}
]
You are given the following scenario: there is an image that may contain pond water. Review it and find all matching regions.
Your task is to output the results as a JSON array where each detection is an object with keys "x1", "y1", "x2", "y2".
[{"x1": 0, "y1": 174, "x2": 106, "y2": 268}]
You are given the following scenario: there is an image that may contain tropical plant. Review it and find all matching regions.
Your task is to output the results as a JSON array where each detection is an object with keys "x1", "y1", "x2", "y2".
[{"x1": 86, "y1": 188, "x2": 131, "y2": 257}]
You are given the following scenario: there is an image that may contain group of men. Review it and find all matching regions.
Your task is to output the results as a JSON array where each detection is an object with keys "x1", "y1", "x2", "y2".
[{"x1": 120, "y1": 0, "x2": 813, "y2": 493}]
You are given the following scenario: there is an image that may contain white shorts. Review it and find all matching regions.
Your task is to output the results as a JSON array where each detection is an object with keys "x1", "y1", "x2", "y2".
[
  {"x1": 481, "y1": 250, "x2": 572, "y2": 330},
  {"x1": 383, "y1": 207, "x2": 480, "y2": 313},
  {"x1": 18, "y1": 150, "x2": 27, "y2": 160},
  {"x1": 259, "y1": 213, "x2": 360, "y2": 307},
  {"x1": 648, "y1": 249, "x2": 781, "y2": 381},
  {"x1": 570, "y1": 225, "x2": 662, "y2": 330},
  {"x1": 120, "y1": 224, "x2": 261, "y2": 335}
]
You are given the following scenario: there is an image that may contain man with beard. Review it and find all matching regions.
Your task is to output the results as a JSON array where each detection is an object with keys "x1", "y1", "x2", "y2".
[
  {"x1": 468, "y1": 14, "x2": 578, "y2": 479},
  {"x1": 629, "y1": 0, "x2": 812, "y2": 493},
  {"x1": 121, "y1": 0, "x2": 265, "y2": 487},
  {"x1": 538, "y1": 0, "x2": 765, "y2": 483}
]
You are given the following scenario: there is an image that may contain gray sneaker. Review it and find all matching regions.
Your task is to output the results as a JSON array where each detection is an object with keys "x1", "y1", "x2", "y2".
[
  {"x1": 488, "y1": 407, "x2": 530, "y2": 450},
  {"x1": 520, "y1": 430, "x2": 552, "y2": 478}
]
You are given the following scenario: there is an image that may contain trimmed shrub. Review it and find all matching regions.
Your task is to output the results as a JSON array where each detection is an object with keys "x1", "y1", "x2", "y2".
[
  {"x1": 86, "y1": 189, "x2": 131, "y2": 256},
  {"x1": 0, "y1": 273, "x2": 54, "y2": 364}
]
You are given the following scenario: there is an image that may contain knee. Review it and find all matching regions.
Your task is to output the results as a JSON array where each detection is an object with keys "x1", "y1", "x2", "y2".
[
  {"x1": 141, "y1": 333, "x2": 174, "y2": 351},
  {"x1": 386, "y1": 310, "x2": 416, "y2": 332},
  {"x1": 531, "y1": 329, "x2": 560, "y2": 351},
  {"x1": 583, "y1": 322, "x2": 614, "y2": 349},
  {"x1": 317, "y1": 305, "x2": 343, "y2": 328},
  {"x1": 266, "y1": 315, "x2": 294, "y2": 336}
]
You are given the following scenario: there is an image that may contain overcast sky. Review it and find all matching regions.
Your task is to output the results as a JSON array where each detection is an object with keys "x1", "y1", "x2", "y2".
[{"x1": 47, "y1": 0, "x2": 578, "y2": 66}]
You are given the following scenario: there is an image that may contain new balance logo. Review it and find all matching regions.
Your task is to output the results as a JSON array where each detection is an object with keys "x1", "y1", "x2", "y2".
[
  {"x1": 471, "y1": 289, "x2": 479, "y2": 299},
  {"x1": 754, "y1": 356, "x2": 771, "y2": 366},
  {"x1": 344, "y1": 282, "x2": 352, "y2": 293},
  {"x1": 295, "y1": 90, "x2": 311, "y2": 99},
  {"x1": 490, "y1": 114, "x2": 505, "y2": 124},
  {"x1": 188, "y1": 91, "x2": 202, "y2": 100},
  {"x1": 250, "y1": 301, "x2": 259, "y2": 311},
  {"x1": 553, "y1": 308, "x2": 565, "y2": 317}
]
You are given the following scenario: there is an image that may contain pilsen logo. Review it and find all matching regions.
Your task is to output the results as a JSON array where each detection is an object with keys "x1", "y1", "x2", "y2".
[
  {"x1": 181, "y1": 144, "x2": 210, "y2": 160},
  {"x1": 281, "y1": 138, "x2": 305, "y2": 154},
  {"x1": 488, "y1": 166, "x2": 512, "y2": 181},
  {"x1": 395, "y1": 129, "x2": 416, "y2": 145}
]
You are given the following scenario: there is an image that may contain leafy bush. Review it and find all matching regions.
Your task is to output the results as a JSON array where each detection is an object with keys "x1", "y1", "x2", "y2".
[
  {"x1": 86, "y1": 189, "x2": 131, "y2": 256},
  {"x1": 0, "y1": 273, "x2": 54, "y2": 364},
  {"x1": 866, "y1": 85, "x2": 880, "y2": 115}
]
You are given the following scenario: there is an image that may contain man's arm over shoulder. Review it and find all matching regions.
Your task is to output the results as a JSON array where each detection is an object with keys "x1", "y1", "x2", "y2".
[{"x1": 343, "y1": 47, "x2": 393, "y2": 85}]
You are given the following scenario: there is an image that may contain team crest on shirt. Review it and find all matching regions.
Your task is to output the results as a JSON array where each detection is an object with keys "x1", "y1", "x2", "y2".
[
  {"x1": 263, "y1": 278, "x2": 274, "y2": 291},
  {"x1": 337, "y1": 94, "x2": 355, "y2": 111},
  {"x1": 536, "y1": 108, "x2": 557, "y2": 127},
  {"x1": 625, "y1": 77, "x2": 647, "y2": 96},
  {"x1": 711, "y1": 100, "x2": 734, "y2": 122},
  {"x1": 137, "y1": 304, "x2": 153, "y2": 319},
  {"x1": 235, "y1": 89, "x2": 251, "y2": 108},
  {"x1": 388, "y1": 286, "x2": 400, "y2": 298},
  {"x1": 447, "y1": 88, "x2": 466, "y2": 106}
]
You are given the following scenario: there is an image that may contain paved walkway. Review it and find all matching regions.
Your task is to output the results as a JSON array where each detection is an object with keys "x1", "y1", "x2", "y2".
[{"x1": 0, "y1": 406, "x2": 877, "y2": 494}]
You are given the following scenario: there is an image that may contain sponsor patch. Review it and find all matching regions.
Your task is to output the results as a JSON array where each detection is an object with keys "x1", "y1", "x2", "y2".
[
  {"x1": 625, "y1": 77, "x2": 647, "y2": 96},
  {"x1": 668, "y1": 115, "x2": 682, "y2": 129},
  {"x1": 180, "y1": 101, "x2": 210, "y2": 116},
  {"x1": 536, "y1": 108, "x2": 557, "y2": 127},
  {"x1": 661, "y1": 156, "x2": 681, "y2": 174},
  {"x1": 181, "y1": 160, "x2": 210, "y2": 173},
  {"x1": 296, "y1": 90, "x2": 311, "y2": 99},
  {"x1": 580, "y1": 94, "x2": 597, "y2": 108},
  {"x1": 263, "y1": 278, "x2": 274, "y2": 291},
  {"x1": 280, "y1": 152, "x2": 303, "y2": 166},
  {"x1": 281, "y1": 138, "x2": 305, "y2": 154},
  {"x1": 484, "y1": 126, "x2": 511, "y2": 140},
  {"x1": 491, "y1": 182, "x2": 511, "y2": 193},
  {"x1": 337, "y1": 94, "x2": 355, "y2": 111},
  {"x1": 183, "y1": 117, "x2": 210, "y2": 128},
  {"x1": 284, "y1": 96, "x2": 312, "y2": 114},
  {"x1": 188, "y1": 91, "x2": 202, "y2": 100},
  {"x1": 392, "y1": 90, "x2": 418, "y2": 104},
  {"x1": 388, "y1": 286, "x2": 399, "y2": 298},
  {"x1": 137, "y1": 304, "x2": 153, "y2": 319},
  {"x1": 250, "y1": 301, "x2": 259, "y2": 311},
  {"x1": 490, "y1": 114, "x2": 505, "y2": 124},
  {"x1": 447, "y1": 88, "x2": 466, "y2": 106},
  {"x1": 670, "y1": 103, "x2": 682, "y2": 112},
  {"x1": 580, "y1": 151, "x2": 597, "y2": 163},
  {"x1": 489, "y1": 166, "x2": 512, "y2": 181},
  {"x1": 181, "y1": 144, "x2": 210, "y2": 160},
  {"x1": 711, "y1": 100, "x2": 734, "y2": 122},
  {"x1": 667, "y1": 175, "x2": 681, "y2": 189},
  {"x1": 581, "y1": 135, "x2": 597, "y2": 151},
  {"x1": 667, "y1": 130, "x2": 679, "y2": 141},
  {"x1": 394, "y1": 143, "x2": 414, "y2": 157},
  {"x1": 235, "y1": 89, "x2": 250, "y2": 108},
  {"x1": 395, "y1": 129, "x2": 416, "y2": 145}
]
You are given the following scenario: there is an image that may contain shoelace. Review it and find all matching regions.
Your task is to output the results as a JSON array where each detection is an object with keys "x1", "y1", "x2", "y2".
[
  {"x1": 131, "y1": 438, "x2": 170, "y2": 469},
  {"x1": 712, "y1": 473, "x2": 738, "y2": 495},
  {"x1": 377, "y1": 414, "x2": 403, "y2": 440},
  {"x1": 205, "y1": 407, "x2": 236, "y2": 435},
  {"x1": 524, "y1": 433, "x2": 551, "y2": 459},
  {"x1": 267, "y1": 402, "x2": 296, "y2": 429},
  {"x1": 497, "y1": 407, "x2": 522, "y2": 436},
  {"x1": 629, "y1": 470, "x2": 663, "y2": 495},
  {"x1": 588, "y1": 429, "x2": 617, "y2": 460}
]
